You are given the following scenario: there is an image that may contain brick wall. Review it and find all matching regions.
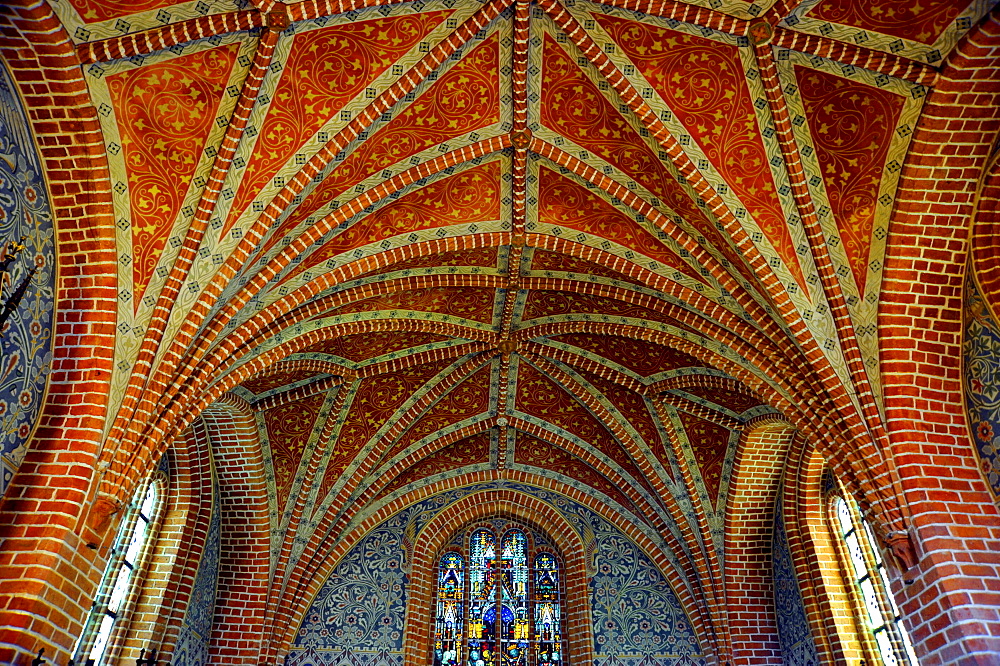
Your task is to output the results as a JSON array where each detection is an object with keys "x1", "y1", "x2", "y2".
[
  {"x1": 878, "y1": 9, "x2": 1000, "y2": 665},
  {"x1": 0, "y1": 0, "x2": 117, "y2": 661},
  {"x1": 724, "y1": 423, "x2": 796, "y2": 665}
]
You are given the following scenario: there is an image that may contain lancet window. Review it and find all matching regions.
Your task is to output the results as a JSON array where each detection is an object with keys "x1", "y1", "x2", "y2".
[
  {"x1": 432, "y1": 520, "x2": 564, "y2": 666},
  {"x1": 72, "y1": 478, "x2": 163, "y2": 665},
  {"x1": 834, "y1": 495, "x2": 919, "y2": 666}
]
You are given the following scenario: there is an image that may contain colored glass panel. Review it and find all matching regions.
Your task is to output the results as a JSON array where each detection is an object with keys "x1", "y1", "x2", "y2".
[
  {"x1": 499, "y1": 531, "x2": 528, "y2": 666},
  {"x1": 534, "y1": 553, "x2": 562, "y2": 665},
  {"x1": 469, "y1": 529, "x2": 498, "y2": 665},
  {"x1": 433, "y1": 523, "x2": 563, "y2": 665},
  {"x1": 435, "y1": 552, "x2": 466, "y2": 666}
]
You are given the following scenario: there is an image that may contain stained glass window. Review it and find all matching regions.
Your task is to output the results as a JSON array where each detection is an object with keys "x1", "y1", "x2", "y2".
[
  {"x1": 73, "y1": 479, "x2": 162, "y2": 666},
  {"x1": 435, "y1": 552, "x2": 466, "y2": 666},
  {"x1": 835, "y1": 496, "x2": 919, "y2": 666},
  {"x1": 533, "y1": 553, "x2": 561, "y2": 665},
  {"x1": 432, "y1": 522, "x2": 565, "y2": 666}
]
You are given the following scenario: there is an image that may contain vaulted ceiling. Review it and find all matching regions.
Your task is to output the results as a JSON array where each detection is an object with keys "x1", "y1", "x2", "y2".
[{"x1": 45, "y1": 0, "x2": 991, "y2": 643}]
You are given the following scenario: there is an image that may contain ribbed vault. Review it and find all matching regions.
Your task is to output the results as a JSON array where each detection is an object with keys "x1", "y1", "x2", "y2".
[{"x1": 20, "y1": 0, "x2": 995, "y2": 661}]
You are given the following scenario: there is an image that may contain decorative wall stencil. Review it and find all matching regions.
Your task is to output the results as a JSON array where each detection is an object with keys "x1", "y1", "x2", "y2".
[
  {"x1": 263, "y1": 394, "x2": 328, "y2": 512},
  {"x1": 677, "y1": 412, "x2": 731, "y2": 507},
  {"x1": 64, "y1": 0, "x2": 179, "y2": 24},
  {"x1": 379, "y1": 430, "x2": 491, "y2": 497},
  {"x1": 548, "y1": 333, "x2": 703, "y2": 377},
  {"x1": 513, "y1": 433, "x2": 638, "y2": 513},
  {"x1": 963, "y1": 270, "x2": 1000, "y2": 501},
  {"x1": 384, "y1": 363, "x2": 493, "y2": 461},
  {"x1": 228, "y1": 11, "x2": 452, "y2": 223},
  {"x1": 301, "y1": 331, "x2": 454, "y2": 362},
  {"x1": 290, "y1": 508, "x2": 410, "y2": 665},
  {"x1": 329, "y1": 286, "x2": 500, "y2": 324},
  {"x1": 772, "y1": 491, "x2": 820, "y2": 666},
  {"x1": 589, "y1": 530, "x2": 698, "y2": 664},
  {"x1": 807, "y1": 0, "x2": 966, "y2": 44},
  {"x1": 106, "y1": 43, "x2": 238, "y2": 309},
  {"x1": 536, "y1": 167, "x2": 705, "y2": 285},
  {"x1": 529, "y1": 250, "x2": 644, "y2": 287},
  {"x1": 281, "y1": 160, "x2": 503, "y2": 282},
  {"x1": 357, "y1": 246, "x2": 501, "y2": 278},
  {"x1": 540, "y1": 35, "x2": 709, "y2": 239},
  {"x1": 242, "y1": 368, "x2": 324, "y2": 395},
  {"x1": 779, "y1": 0, "x2": 987, "y2": 67},
  {"x1": 313, "y1": 358, "x2": 457, "y2": 503},
  {"x1": 514, "y1": 362, "x2": 651, "y2": 492},
  {"x1": 594, "y1": 15, "x2": 804, "y2": 292},
  {"x1": 521, "y1": 291, "x2": 697, "y2": 335},
  {"x1": 0, "y1": 59, "x2": 55, "y2": 498},
  {"x1": 287, "y1": 482, "x2": 703, "y2": 665},
  {"x1": 171, "y1": 469, "x2": 222, "y2": 666},
  {"x1": 278, "y1": 35, "x2": 501, "y2": 237},
  {"x1": 578, "y1": 370, "x2": 668, "y2": 474},
  {"x1": 795, "y1": 66, "x2": 905, "y2": 294},
  {"x1": 679, "y1": 385, "x2": 761, "y2": 415}
]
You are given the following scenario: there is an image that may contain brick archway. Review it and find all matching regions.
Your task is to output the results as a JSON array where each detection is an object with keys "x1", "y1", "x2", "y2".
[{"x1": 402, "y1": 490, "x2": 594, "y2": 666}]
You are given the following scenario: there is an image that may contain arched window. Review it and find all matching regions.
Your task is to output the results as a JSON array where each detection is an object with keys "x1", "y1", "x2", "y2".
[
  {"x1": 432, "y1": 520, "x2": 564, "y2": 666},
  {"x1": 72, "y1": 477, "x2": 164, "y2": 665},
  {"x1": 833, "y1": 495, "x2": 919, "y2": 666}
]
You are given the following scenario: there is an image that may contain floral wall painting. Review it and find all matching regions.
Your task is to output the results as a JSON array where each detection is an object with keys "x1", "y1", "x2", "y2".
[
  {"x1": 286, "y1": 482, "x2": 704, "y2": 666},
  {"x1": 963, "y1": 268, "x2": 1000, "y2": 503},
  {"x1": 0, "y1": 57, "x2": 56, "y2": 499}
]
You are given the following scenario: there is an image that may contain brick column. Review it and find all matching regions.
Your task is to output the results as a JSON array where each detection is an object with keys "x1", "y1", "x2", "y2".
[
  {"x1": 879, "y1": 11, "x2": 1000, "y2": 665},
  {"x1": 725, "y1": 423, "x2": 796, "y2": 665},
  {"x1": 0, "y1": 1, "x2": 117, "y2": 663}
]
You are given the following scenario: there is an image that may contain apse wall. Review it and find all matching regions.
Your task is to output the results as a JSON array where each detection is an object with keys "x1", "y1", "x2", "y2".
[
  {"x1": 0, "y1": 58, "x2": 55, "y2": 496},
  {"x1": 285, "y1": 482, "x2": 704, "y2": 666},
  {"x1": 963, "y1": 266, "x2": 1000, "y2": 503}
]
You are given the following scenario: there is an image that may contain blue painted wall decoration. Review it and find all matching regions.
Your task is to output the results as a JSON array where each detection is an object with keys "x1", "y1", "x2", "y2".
[
  {"x1": 0, "y1": 57, "x2": 56, "y2": 498},
  {"x1": 172, "y1": 463, "x2": 222, "y2": 666},
  {"x1": 286, "y1": 481, "x2": 704, "y2": 666},
  {"x1": 962, "y1": 268, "x2": 1000, "y2": 502},
  {"x1": 772, "y1": 485, "x2": 820, "y2": 666}
]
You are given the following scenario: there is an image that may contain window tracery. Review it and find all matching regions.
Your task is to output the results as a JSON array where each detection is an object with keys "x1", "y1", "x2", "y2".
[{"x1": 432, "y1": 520, "x2": 564, "y2": 666}]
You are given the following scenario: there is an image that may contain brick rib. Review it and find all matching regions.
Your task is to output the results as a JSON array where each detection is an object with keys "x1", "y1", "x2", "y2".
[{"x1": 76, "y1": 11, "x2": 262, "y2": 64}]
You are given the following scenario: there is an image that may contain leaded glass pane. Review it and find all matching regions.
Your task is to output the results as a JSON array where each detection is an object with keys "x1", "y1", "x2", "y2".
[
  {"x1": 435, "y1": 552, "x2": 465, "y2": 666},
  {"x1": 860, "y1": 577, "x2": 886, "y2": 628},
  {"x1": 78, "y1": 480, "x2": 163, "y2": 666},
  {"x1": 140, "y1": 483, "x2": 157, "y2": 519},
  {"x1": 434, "y1": 523, "x2": 564, "y2": 666},
  {"x1": 863, "y1": 521, "x2": 884, "y2": 565},
  {"x1": 499, "y1": 531, "x2": 528, "y2": 666},
  {"x1": 124, "y1": 516, "x2": 148, "y2": 566},
  {"x1": 877, "y1": 565, "x2": 901, "y2": 615},
  {"x1": 836, "y1": 494, "x2": 916, "y2": 666},
  {"x1": 534, "y1": 553, "x2": 561, "y2": 665},
  {"x1": 875, "y1": 628, "x2": 899, "y2": 666},
  {"x1": 845, "y1": 532, "x2": 866, "y2": 577},
  {"x1": 469, "y1": 529, "x2": 497, "y2": 665},
  {"x1": 106, "y1": 566, "x2": 132, "y2": 614},
  {"x1": 88, "y1": 614, "x2": 115, "y2": 663},
  {"x1": 836, "y1": 497, "x2": 853, "y2": 534}
]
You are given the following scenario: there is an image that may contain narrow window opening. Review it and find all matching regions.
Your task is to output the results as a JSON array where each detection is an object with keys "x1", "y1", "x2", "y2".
[{"x1": 73, "y1": 479, "x2": 162, "y2": 665}]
